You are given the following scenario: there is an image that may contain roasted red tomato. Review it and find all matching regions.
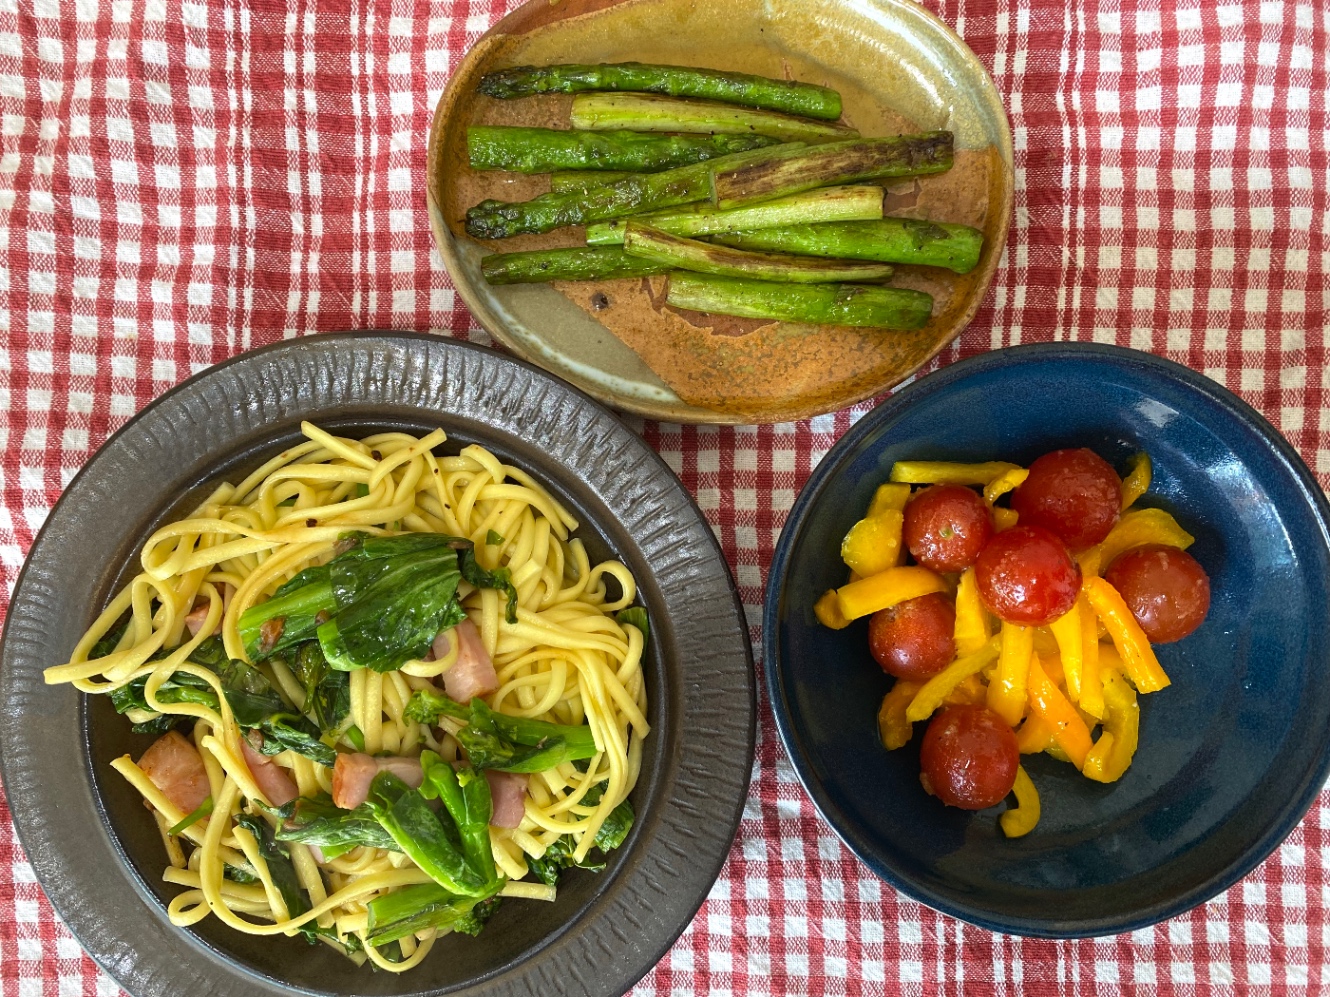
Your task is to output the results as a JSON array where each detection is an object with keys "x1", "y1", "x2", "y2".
[
  {"x1": 919, "y1": 705, "x2": 1020, "y2": 810},
  {"x1": 975, "y1": 524, "x2": 1081, "y2": 625},
  {"x1": 1104, "y1": 544, "x2": 1211, "y2": 643},
  {"x1": 902, "y1": 484, "x2": 994, "y2": 572},
  {"x1": 867, "y1": 592, "x2": 957, "y2": 681},
  {"x1": 1011, "y1": 448, "x2": 1122, "y2": 550}
]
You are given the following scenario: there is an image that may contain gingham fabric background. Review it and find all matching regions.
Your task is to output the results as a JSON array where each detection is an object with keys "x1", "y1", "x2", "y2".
[{"x1": 0, "y1": 0, "x2": 1327, "y2": 992}]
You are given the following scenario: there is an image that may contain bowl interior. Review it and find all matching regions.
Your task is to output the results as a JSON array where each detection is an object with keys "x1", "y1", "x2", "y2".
[
  {"x1": 426, "y1": 0, "x2": 1014, "y2": 424},
  {"x1": 768, "y1": 345, "x2": 1330, "y2": 935}
]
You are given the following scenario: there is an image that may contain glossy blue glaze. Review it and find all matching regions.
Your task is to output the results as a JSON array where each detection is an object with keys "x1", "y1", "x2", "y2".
[{"x1": 764, "y1": 343, "x2": 1330, "y2": 937}]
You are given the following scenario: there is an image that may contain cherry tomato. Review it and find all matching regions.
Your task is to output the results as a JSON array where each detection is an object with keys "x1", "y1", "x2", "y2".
[
  {"x1": 1011, "y1": 448, "x2": 1122, "y2": 550},
  {"x1": 1104, "y1": 544, "x2": 1211, "y2": 643},
  {"x1": 919, "y1": 704, "x2": 1019, "y2": 810},
  {"x1": 867, "y1": 593, "x2": 957, "y2": 681},
  {"x1": 975, "y1": 524, "x2": 1081, "y2": 625},
  {"x1": 902, "y1": 484, "x2": 994, "y2": 572}
]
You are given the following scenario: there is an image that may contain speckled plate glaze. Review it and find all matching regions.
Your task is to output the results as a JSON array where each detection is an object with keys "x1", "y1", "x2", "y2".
[
  {"x1": 764, "y1": 343, "x2": 1330, "y2": 937},
  {"x1": 0, "y1": 333, "x2": 755, "y2": 996},
  {"x1": 427, "y1": 0, "x2": 1014, "y2": 425}
]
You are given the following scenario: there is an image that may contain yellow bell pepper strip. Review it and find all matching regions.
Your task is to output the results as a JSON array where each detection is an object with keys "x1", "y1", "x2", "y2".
[
  {"x1": 1031, "y1": 627, "x2": 1060, "y2": 658},
  {"x1": 1082, "y1": 668, "x2": 1140, "y2": 782},
  {"x1": 840, "y1": 509, "x2": 905, "y2": 576},
  {"x1": 992, "y1": 507, "x2": 1019, "y2": 531},
  {"x1": 1077, "y1": 595, "x2": 1104, "y2": 719},
  {"x1": 1026, "y1": 656, "x2": 1093, "y2": 770},
  {"x1": 1015, "y1": 714, "x2": 1054, "y2": 753},
  {"x1": 1083, "y1": 577, "x2": 1171, "y2": 693},
  {"x1": 953, "y1": 567, "x2": 991, "y2": 655},
  {"x1": 983, "y1": 468, "x2": 1029, "y2": 506},
  {"x1": 904, "y1": 636, "x2": 1001, "y2": 723},
  {"x1": 999, "y1": 765, "x2": 1041, "y2": 838},
  {"x1": 835, "y1": 565, "x2": 947, "y2": 622},
  {"x1": 1094, "y1": 507, "x2": 1195, "y2": 569},
  {"x1": 1048, "y1": 604, "x2": 1084, "y2": 702},
  {"x1": 1120, "y1": 452, "x2": 1152, "y2": 510},
  {"x1": 867, "y1": 482, "x2": 912, "y2": 516},
  {"x1": 987, "y1": 622, "x2": 1034, "y2": 727},
  {"x1": 889, "y1": 460, "x2": 1022, "y2": 486},
  {"x1": 1076, "y1": 545, "x2": 1103, "y2": 580},
  {"x1": 877, "y1": 680, "x2": 922, "y2": 750},
  {"x1": 943, "y1": 673, "x2": 986, "y2": 706},
  {"x1": 814, "y1": 589, "x2": 850, "y2": 629}
]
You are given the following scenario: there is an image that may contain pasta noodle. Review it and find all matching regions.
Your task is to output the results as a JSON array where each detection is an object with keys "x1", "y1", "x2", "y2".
[{"x1": 43, "y1": 422, "x2": 649, "y2": 971}]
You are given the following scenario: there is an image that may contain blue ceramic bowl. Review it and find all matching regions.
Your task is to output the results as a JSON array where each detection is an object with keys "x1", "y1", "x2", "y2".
[{"x1": 764, "y1": 343, "x2": 1330, "y2": 937}]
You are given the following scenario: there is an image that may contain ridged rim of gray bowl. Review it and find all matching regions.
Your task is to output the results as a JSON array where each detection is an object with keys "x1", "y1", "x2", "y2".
[{"x1": 0, "y1": 332, "x2": 756, "y2": 997}]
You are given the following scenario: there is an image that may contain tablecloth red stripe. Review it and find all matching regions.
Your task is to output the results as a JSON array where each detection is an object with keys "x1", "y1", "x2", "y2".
[{"x1": 0, "y1": 0, "x2": 1327, "y2": 993}]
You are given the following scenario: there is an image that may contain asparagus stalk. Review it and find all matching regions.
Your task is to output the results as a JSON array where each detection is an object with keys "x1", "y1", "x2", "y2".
[
  {"x1": 480, "y1": 247, "x2": 671, "y2": 285},
  {"x1": 550, "y1": 170, "x2": 639, "y2": 193},
  {"x1": 467, "y1": 126, "x2": 779, "y2": 173},
  {"x1": 712, "y1": 217, "x2": 984, "y2": 274},
  {"x1": 623, "y1": 223, "x2": 893, "y2": 283},
  {"x1": 477, "y1": 62, "x2": 843, "y2": 120},
  {"x1": 666, "y1": 273, "x2": 933, "y2": 329},
  {"x1": 465, "y1": 142, "x2": 803, "y2": 239},
  {"x1": 571, "y1": 93, "x2": 855, "y2": 144},
  {"x1": 586, "y1": 185, "x2": 883, "y2": 246},
  {"x1": 710, "y1": 132, "x2": 954, "y2": 208}
]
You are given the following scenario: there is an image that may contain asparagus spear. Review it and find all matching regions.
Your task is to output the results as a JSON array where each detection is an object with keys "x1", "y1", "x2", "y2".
[
  {"x1": 550, "y1": 170, "x2": 639, "y2": 193},
  {"x1": 571, "y1": 93, "x2": 855, "y2": 144},
  {"x1": 623, "y1": 223, "x2": 893, "y2": 283},
  {"x1": 477, "y1": 62, "x2": 843, "y2": 121},
  {"x1": 467, "y1": 126, "x2": 779, "y2": 173},
  {"x1": 586, "y1": 185, "x2": 883, "y2": 246},
  {"x1": 712, "y1": 217, "x2": 984, "y2": 274},
  {"x1": 666, "y1": 273, "x2": 933, "y2": 329},
  {"x1": 465, "y1": 142, "x2": 804, "y2": 239},
  {"x1": 710, "y1": 132, "x2": 954, "y2": 208},
  {"x1": 480, "y1": 247, "x2": 672, "y2": 285}
]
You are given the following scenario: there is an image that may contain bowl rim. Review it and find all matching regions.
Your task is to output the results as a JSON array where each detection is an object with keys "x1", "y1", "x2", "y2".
[
  {"x1": 0, "y1": 331, "x2": 757, "y2": 996},
  {"x1": 761, "y1": 341, "x2": 1330, "y2": 938},
  {"x1": 425, "y1": 0, "x2": 1016, "y2": 425}
]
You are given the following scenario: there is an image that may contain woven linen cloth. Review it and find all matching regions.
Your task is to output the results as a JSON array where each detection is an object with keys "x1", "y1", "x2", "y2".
[{"x1": 1, "y1": 0, "x2": 1327, "y2": 992}]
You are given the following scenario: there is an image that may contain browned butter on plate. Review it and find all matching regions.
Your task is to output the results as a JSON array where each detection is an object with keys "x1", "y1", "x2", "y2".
[{"x1": 438, "y1": 0, "x2": 1009, "y2": 420}]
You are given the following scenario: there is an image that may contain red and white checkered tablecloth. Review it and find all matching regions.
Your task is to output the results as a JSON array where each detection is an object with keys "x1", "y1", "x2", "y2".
[{"x1": 1, "y1": 0, "x2": 1327, "y2": 992}]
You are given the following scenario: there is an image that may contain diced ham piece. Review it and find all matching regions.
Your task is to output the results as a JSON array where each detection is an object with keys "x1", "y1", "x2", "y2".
[
  {"x1": 184, "y1": 584, "x2": 233, "y2": 638},
  {"x1": 428, "y1": 628, "x2": 452, "y2": 662},
  {"x1": 240, "y1": 736, "x2": 299, "y2": 808},
  {"x1": 485, "y1": 771, "x2": 529, "y2": 829},
  {"x1": 331, "y1": 753, "x2": 424, "y2": 810},
  {"x1": 138, "y1": 731, "x2": 211, "y2": 815},
  {"x1": 441, "y1": 620, "x2": 498, "y2": 703}
]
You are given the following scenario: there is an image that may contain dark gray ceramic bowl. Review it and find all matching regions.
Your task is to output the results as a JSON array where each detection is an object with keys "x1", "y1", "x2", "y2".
[{"x1": 0, "y1": 333, "x2": 755, "y2": 997}]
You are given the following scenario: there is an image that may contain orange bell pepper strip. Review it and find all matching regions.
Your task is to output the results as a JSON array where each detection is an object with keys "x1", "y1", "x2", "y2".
[
  {"x1": 1120, "y1": 452, "x2": 1152, "y2": 510},
  {"x1": 1015, "y1": 714, "x2": 1054, "y2": 753},
  {"x1": 1048, "y1": 604, "x2": 1083, "y2": 703},
  {"x1": 953, "y1": 568, "x2": 991, "y2": 655},
  {"x1": 868, "y1": 482, "x2": 912, "y2": 516},
  {"x1": 840, "y1": 510, "x2": 905, "y2": 577},
  {"x1": 905, "y1": 637, "x2": 1001, "y2": 723},
  {"x1": 987, "y1": 622, "x2": 1033, "y2": 727},
  {"x1": 1083, "y1": 577, "x2": 1171, "y2": 693},
  {"x1": 814, "y1": 590, "x2": 851, "y2": 630},
  {"x1": 999, "y1": 765, "x2": 1041, "y2": 838},
  {"x1": 983, "y1": 468, "x2": 1029, "y2": 506},
  {"x1": 878, "y1": 680, "x2": 923, "y2": 750},
  {"x1": 1093, "y1": 507, "x2": 1195, "y2": 570},
  {"x1": 1026, "y1": 656, "x2": 1093, "y2": 770},
  {"x1": 835, "y1": 566, "x2": 947, "y2": 622},
  {"x1": 889, "y1": 460, "x2": 1022, "y2": 486},
  {"x1": 1082, "y1": 667, "x2": 1140, "y2": 782},
  {"x1": 1077, "y1": 595, "x2": 1104, "y2": 719}
]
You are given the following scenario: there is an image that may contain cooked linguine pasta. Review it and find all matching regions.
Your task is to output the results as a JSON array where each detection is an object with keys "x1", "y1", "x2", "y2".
[{"x1": 43, "y1": 421, "x2": 650, "y2": 970}]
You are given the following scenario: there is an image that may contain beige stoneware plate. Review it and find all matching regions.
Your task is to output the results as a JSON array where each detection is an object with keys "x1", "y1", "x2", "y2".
[{"x1": 427, "y1": 0, "x2": 1014, "y2": 424}]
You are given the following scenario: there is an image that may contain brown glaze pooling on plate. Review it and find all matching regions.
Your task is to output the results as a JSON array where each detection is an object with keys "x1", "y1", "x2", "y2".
[{"x1": 428, "y1": 0, "x2": 1014, "y2": 424}]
